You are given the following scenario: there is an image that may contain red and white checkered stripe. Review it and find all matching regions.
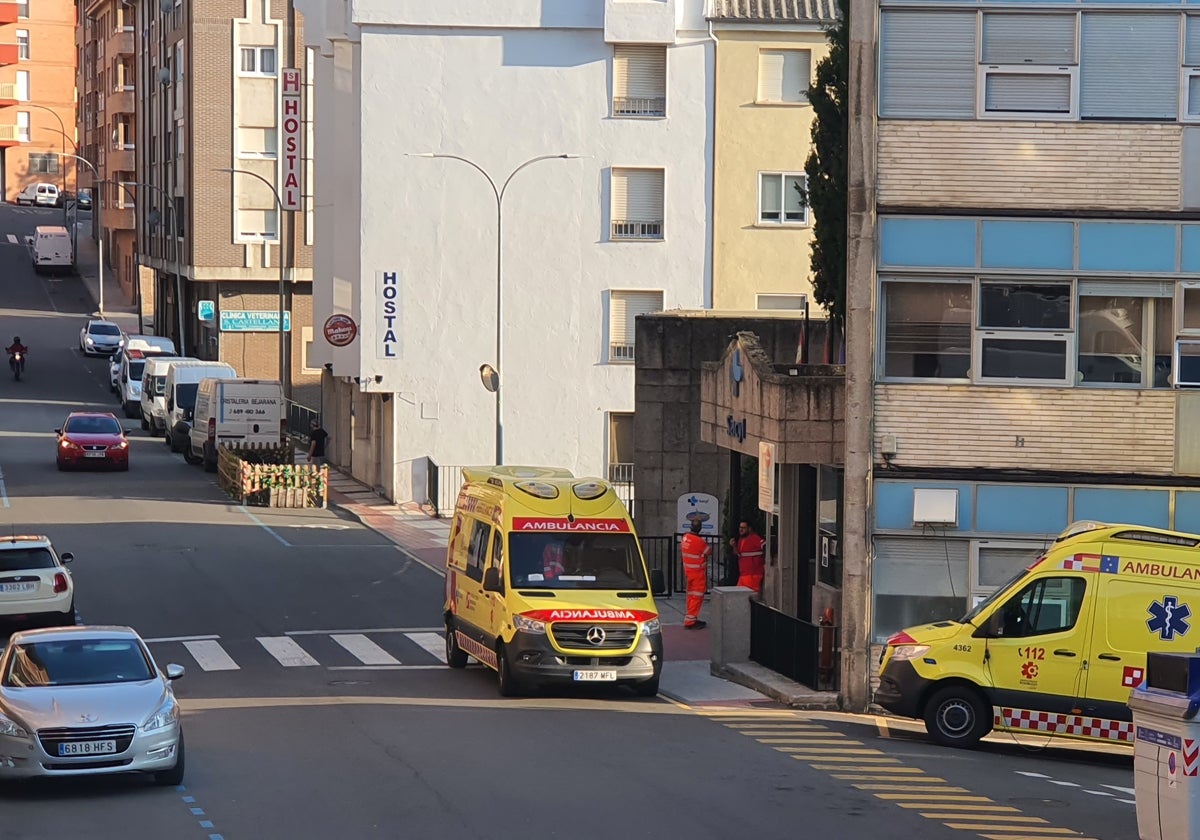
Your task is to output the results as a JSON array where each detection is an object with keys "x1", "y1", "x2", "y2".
[{"x1": 996, "y1": 707, "x2": 1133, "y2": 742}]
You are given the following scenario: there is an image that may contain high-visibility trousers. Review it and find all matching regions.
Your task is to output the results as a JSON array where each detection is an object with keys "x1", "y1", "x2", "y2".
[
  {"x1": 737, "y1": 573, "x2": 764, "y2": 597},
  {"x1": 684, "y1": 566, "x2": 706, "y2": 625}
]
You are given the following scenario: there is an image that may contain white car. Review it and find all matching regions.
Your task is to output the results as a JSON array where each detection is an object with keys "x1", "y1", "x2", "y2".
[
  {"x1": 0, "y1": 625, "x2": 185, "y2": 785},
  {"x1": 109, "y1": 350, "x2": 122, "y2": 392},
  {"x1": 0, "y1": 535, "x2": 74, "y2": 629},
  {"x1": 80, "y1": 320, "x2": 124, "y2": 356},
  {"x1": 15, "y1": 182, "x2": 59, "y2": 207}
]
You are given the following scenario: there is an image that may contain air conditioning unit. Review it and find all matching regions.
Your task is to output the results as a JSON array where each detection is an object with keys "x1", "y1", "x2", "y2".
[{"x1": 913, "y1": 487, "x2": 958, "y2": 527}]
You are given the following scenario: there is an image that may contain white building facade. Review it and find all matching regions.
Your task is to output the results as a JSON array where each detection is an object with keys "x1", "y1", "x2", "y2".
[{"x1": 296, "y1": 0, "x2": 714, "y2": 505}]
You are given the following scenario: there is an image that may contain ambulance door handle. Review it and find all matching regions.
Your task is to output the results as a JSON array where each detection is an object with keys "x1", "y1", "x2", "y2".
[
  {"x1": 1097, "y1": 653, "x2": 1121, "y2": 661},
  {"x1": 1053, "y1": 649, "x2": 1077, "y2": 657}
]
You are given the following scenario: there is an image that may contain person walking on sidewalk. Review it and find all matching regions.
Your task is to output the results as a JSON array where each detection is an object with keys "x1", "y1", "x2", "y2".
[
  {"x1": 306, "y1": 419, "x2": 329, "y2": 465},
  {"x1": 680, "y1": 520, "x2": 711, "y2": 629},
  {"x1": 731, "y1": 520, "x2": 766, "y2": 598}
]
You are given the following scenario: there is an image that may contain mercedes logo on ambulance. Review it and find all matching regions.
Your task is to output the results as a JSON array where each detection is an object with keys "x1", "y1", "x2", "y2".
[{"x1": 586, "y1": 626, "x2": 607, "y2": 646}]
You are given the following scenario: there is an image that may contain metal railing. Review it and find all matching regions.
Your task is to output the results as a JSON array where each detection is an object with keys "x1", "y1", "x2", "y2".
[
  {"x1": 609, "y1": 344, "x2": 635, "y2": 363},
  {"x1": 611, "y1": 220, "x2": 663, "y2": 241},
  {"x1": 749, "y1": 600, "x2": 839, "y2": 691},
  {"x1": 638, "y1": 534, "x2": 724, "y2": 597},
  {"x1": 432, "y1": 463, "x2": 466, "y2": 518},
  {"x1": 608, "y1": 462, "x2": 633, "y2": 484},
  {"x1": 612, "y1": 96, "x2": 666, "y2": 117},
  {"x1": 284, "y1": 399, "x2": 320, "y2": 448}
]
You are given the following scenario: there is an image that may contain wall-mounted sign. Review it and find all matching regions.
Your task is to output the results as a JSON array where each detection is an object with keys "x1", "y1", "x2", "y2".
[
  {"x1": 758, "y1": 441, "x2": 776, "y2": 513},
  {"x1": 323, "y1": 313, "x2": 357, "y2": 347},
  {"x1": 280, "y1": 68, "x2": 303, "y2": 211},
  {"x1": 731, "y1": 348, "x2": 744, "y2": 398},
  {"x1": 220, "y1": 310, "x2": 291, "y2": 332},
  {"x1": 726, "y1": 415, "x2": 747, "y2": 443},
  {"x1": 377, "y1": 271, "x2": 399, "y2": 358},
  {"x1": 197, "y1": 300, "x2": 214, "y2": 322},
  {"x1": 677, "y1": 493, "x2": 719, "y2": 536}
]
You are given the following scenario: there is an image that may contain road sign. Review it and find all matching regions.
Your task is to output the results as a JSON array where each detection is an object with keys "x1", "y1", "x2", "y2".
[
  {"x1": 197, "y1": 300, "x2": 215, "y2": 322},
  {"x1": 219, "y1": 310, "x2": 291, "y2": 332}
]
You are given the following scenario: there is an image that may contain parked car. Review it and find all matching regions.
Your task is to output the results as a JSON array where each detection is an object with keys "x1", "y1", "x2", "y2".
[
  {"x1": 79, "y1": 319, "x2": 124, "y2": 356},
  {"x1": 55, "y1": 412, "x2": 131, "y2": 471},
  {"x1": 75, "y1": 189, "x2": 92, "y2": 211},
  {"x1": 0, "y1": 625, "x2": 185, "y2": 785},
  {"x1": 0, "y1": 535, "x2": 74, "y2": 630},
  {"x1": 15, "y1": 182, "x2": 59, "y2": 207},
  {"x1": 28, "y1": 226, "x2": 73, "y2": 275}
]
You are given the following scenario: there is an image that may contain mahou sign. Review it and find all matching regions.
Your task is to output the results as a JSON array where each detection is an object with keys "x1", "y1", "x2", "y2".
[
  {"x1": 323, "y1": 314, "x2": 358, "y2": 348},
  {"x1": 281, "y1": 68, "x2": 302, "y2": 211}
]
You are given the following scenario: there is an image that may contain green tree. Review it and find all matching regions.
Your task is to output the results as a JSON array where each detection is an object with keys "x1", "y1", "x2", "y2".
[{"x1": 801, "y1": 0, "x2": 849, "y2": 344}]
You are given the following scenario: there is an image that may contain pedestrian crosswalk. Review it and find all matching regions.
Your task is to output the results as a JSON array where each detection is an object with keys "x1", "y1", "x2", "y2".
[{"x1": 145, "y1": 628, "x2": 451, "y2": 673}]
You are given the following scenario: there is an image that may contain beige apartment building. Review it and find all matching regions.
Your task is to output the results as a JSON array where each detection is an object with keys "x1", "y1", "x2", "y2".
[
  {"x1": 1, "y1": 0, "x2": 77, "y2": 201},
  {"x1": 77, "y1": 0, "x2": 137, "y2": 303},
  {"x1": 133, "y1": 0, "x2": 316, "y2": 406}
]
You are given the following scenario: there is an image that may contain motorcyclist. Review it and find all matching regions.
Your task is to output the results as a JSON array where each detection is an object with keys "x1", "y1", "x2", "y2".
[{"x1": 6, "y1": 336, "x2": 28, "y2": 372}]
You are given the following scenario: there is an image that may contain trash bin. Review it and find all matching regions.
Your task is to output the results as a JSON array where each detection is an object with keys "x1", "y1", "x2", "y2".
[{"x1": 1129, "y1": 652, "x2": 1200, "y2": 840}]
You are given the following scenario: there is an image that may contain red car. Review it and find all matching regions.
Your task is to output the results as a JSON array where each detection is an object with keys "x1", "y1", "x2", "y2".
[{"x1": 55, "y1": 412, "x2": 130, "y2": 471}]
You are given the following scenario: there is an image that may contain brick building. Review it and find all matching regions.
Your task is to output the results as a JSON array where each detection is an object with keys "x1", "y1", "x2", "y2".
[
  {"x1": 1, "y1": 0, "x2": 76, "y2": 201},
  {"x1": 133, "y1": 0, "x2": 316, "y2": 406}
]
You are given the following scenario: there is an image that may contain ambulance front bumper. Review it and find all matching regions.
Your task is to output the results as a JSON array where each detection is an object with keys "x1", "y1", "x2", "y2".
[
  {"x1": 874, "y1": 659, "x2": 930, "y2": 719},
  {"x1": 507, "y1": 629, "x2": 663, "y2": 685}
]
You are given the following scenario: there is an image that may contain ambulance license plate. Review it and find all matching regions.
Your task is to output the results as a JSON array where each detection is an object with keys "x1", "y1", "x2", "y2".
[{"x1": 573, "y1": 670, "x2": 617, "y2": 682}]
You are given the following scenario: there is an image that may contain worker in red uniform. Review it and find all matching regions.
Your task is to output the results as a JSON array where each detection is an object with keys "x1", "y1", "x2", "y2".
[
  {"x1": 542, "y1": 542, "x2": 566, "y2": 579},
  {"x1": 680, "y1": 519, "x2": 711, "y2": 629},
  {"x1": 731, "y1": 520, "x2": 765, "y2": 597}
]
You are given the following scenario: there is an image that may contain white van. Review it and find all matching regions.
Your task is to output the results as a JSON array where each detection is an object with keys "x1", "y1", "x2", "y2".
[
  {"x1": 164, "y1": 361, "x2": 237, "y2": 451},
  {"x1": 16, "y1": 183, "x2": 59, "y2": 207},
  {"x1": 185, "y1": 378, "x2": 284, "y2": 471},
  {"x1": 141, "y1": 356, "x2": 197, "y2": 433},
  {"x1": 26, "y1": 226, "x2": 72, "y2": 275},
  {"x1": 118, "y1": 350, "x2": 176, "y2": 419},
  {"x1": 124, "y1": 335, "x2": 176, "y2": 355}
]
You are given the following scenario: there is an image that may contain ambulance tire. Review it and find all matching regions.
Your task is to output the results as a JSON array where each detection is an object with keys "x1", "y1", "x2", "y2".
[
  {"x1": 923, "y1": 685, "x2": 992, "y2": 748},
  {"x1": 496, "y1": 643, "x2": 525, "y2": 697},
  {"x1": 444, "y1": 621, "x2": 468, "y2": 669}
]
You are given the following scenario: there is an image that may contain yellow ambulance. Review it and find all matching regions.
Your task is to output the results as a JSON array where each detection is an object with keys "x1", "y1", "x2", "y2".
[
  {"x1": 442, "y1": 466, "x2": 664, "y2": 697},
  {"x1": 876, "y1": 521, "x2": 1200, "y2": 748}
]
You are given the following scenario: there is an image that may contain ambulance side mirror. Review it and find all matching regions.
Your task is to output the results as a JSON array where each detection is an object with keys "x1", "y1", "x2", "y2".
[
  {"x1": 483, "y1": 567, "x2": 504, "y2": 594},
  {"x1": 974, "y1": 612, "x2": 1003, "y2": 639}
]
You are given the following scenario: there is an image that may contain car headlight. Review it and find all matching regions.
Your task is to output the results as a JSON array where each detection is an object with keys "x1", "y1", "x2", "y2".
[
  {"x1": 0, "y1": 713, "x2": 28, "y2": 738},
  {"x1": 888, "y1": 645, "x2": 931, "y2": 662},
  {"x1": 142, "y1": 697, "x2": 178, "y2": 732},
  {"x1": 513, "y1": 615, "x2": 547, "y2": 634},
  {"x1": 59, "y1": 439, "x2": 74, "y2": 449},
  {"x1": 85, "y1": 336, "x2": 94, "y2": 345},
  {"x1": 114, "y1": 440, "x2": 129, "y2": 450},
  {"x1": 641, "y1": 618, "x2": 661, "y2": 635}
]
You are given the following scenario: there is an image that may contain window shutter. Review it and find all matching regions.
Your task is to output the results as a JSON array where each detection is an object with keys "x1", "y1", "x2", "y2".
[
  {"x1": 874, "y1": 537, "x2": 968, "y2": 596},
  {"x1": 610, "y1": 291, "x2": 664, "y2": 349},
  {"x1": 879, "y1": 11, "x2": 976, "y2": 118},
  {"x1": 1078, "y1": 280, "x2": 1174, "y2": 298},
  {"x1": 1080, "y1": 14, "x2": 1179, "y2": 120},
  {"x1": 981, "y1": 13, "x2": 1077, "y2": 64},
  {"x1": 614, "y1": 45, "x2": 665, "y2": 99},
  {"x1": 1187, "y1": 16, "x2": 1200, "y2": 66},
  {"x1": 612, "y1": 169, "x2": 663, "y2": 222},
  {"x1": 984, "y1": 73, "x2": 1072, "y2": 114},
  {"x1": 758, "y1": 51, "x2": 784, "y2": 101},
  {"x1": 760, "y1": 174, "x2": 781, "y2": 220},
  {"x1": 780, "y1": 51, "x2": 810, "y2": 102}
]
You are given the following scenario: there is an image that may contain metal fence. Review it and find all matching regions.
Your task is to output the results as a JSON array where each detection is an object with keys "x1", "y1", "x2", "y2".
[
  {"x1": 637, "y1": 535, "x2": 725, "y2": 598},
  {"x1": 749, "y1": 600, "x2": 839, "y2": 691},
  {"x1": 285, "y1": 399, "x2": 320, "y2": 448},
  {"x1": 432, "y1": 463, "x2": 465, "y2": 518}
]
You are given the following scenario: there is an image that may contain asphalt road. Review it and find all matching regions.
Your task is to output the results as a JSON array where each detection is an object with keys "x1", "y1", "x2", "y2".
[{"x1": 0, "y1": 203, "x2": 1142, "y2": 839}]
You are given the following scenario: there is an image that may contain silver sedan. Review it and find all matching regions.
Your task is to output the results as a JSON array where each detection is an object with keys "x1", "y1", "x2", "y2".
[{"x1": 0, "y1": 625, "x2": 185, "y2": 784}]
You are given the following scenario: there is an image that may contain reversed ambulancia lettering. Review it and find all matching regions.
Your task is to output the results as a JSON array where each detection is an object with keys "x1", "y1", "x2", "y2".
[
  {"x1": 1123, "y1": 562, "x2": 1200, "y2": 581},
  {"x1": 522, "y1": 609, "x2": 657, "y2": 623}
]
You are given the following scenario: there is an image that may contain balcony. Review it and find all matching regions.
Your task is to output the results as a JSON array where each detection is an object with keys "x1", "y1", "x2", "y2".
[
  {"x1": 101, "y1": 205, "x2": 135, "y2": 231},
  {"x1": 0, "y1": 3, "x2": 18, "y2": 24},
  {"x1": 0, "y1": 82, "x2": 16, "y2": 106},
  {"x1": 0, "y1": 44, "x2": 18, "y2": 66},
  {"x1": 108, "y1": 146, "x2": 134, "y2": 171},
  {"x1": 106, "y1": 88, "x2": 135, "y2": 117},
  {"x1": 106, "y1": 29, "x2": 134, "y2": 57},
  {"x1": 0, "y1": 124, "x2": 24, "y2": 146}
]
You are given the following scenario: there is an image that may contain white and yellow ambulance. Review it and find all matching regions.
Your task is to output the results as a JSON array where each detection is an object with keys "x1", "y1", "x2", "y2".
[
  {"x1": 443, "y1": 466, "x2": 664, "y2": 697},
  {"x1": 876, "y1": 521, "x2": 1200, "y2": 748}
]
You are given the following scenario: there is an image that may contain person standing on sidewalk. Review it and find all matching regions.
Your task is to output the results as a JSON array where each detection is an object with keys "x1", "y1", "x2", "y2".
[
  {"x1": 306, "y1": 419, "x2": 329, "y2": 465},
  {"x1": 680, "y1": 520, "x2": 711, "y2": 629},
  {"x1": 731, "y1": 520, "x2": 766, "y2": 598}
]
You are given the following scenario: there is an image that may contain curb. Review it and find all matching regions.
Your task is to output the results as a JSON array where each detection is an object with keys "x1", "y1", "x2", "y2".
[{"x1": 713, "y1": 662, "x2": 843, "y2": 711}]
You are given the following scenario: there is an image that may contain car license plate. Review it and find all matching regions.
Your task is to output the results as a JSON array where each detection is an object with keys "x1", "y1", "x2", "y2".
[
  {"x1": 58, "y1": 740, "x2": 116, "y2": 756},
  {"x1": 84, "y1": 451, "x2": 106, "y2": 458},
  {"x1": 0, "y1": 582, "x2": 36, "y2": 593},
  {"x1": 573, "y1": 670, "x2": 617, "y2": 682}
]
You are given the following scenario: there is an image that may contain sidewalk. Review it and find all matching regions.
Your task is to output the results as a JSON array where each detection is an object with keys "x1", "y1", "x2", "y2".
[
  {"x1": 74, "y1": 217, "x2": 139, "y2": 333},
  {"x1": 324, "y1": 468, "x2": 787, "y2": 707}
]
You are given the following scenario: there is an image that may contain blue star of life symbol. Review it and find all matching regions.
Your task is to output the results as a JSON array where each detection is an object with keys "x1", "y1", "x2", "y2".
[
  {"x1": 1147, "y1": 596, "x2": 1192, "y2": 641},
  {"x1": 731, "y1": 349, "x2": 744, "y2": 397},
  {"x1": 687, "y1": 496, "x2": 699, "y2": 506}
]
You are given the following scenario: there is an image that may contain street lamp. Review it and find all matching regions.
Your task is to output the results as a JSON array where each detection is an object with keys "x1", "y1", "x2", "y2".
[
  {"x1": 215, "y1": 167, "x2": 289, "y2": 394},
  {"x1": 129, "y1": 180, "x2": 184, "y2": 354},
  {"x1": 407, "y1": 152, "x2": 580, "y2": 466},
  {"x1": 55, "y1": 153, "x2": 102, "y2": 315}
]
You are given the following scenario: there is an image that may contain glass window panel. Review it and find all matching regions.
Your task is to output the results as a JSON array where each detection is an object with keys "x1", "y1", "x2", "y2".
[
  {"x1": 260, "y1": 48, "x2": 276, "y2": 74},
  {"x1": 1077, "y1": 296, "x2": 1144, "y2": 384},
  {"x1": 980, "y1": 337, "x2": 1068, "y2": 380},
  {"x1": 759, "y1": 173, "x2": 781, "y2": 221},
  {"x1": 1154, "y1": 298, "x2": 1174, "y2": 388},
  {"x1": 1183, "y1": 287, "x2": 1200, "y2": 331},
  {"x1": 784, "y1": 175, "x2": 806, "y2": 222},
  {"x1": 997, "y1": 576, "x2": 1087, "y2": 637},
  {"x1": 978, "y1": 546, "x2": 1043, "y2": 589},
  {"x1": 882, "y1": 282, "x2": 972, "y2": 378},
  {"x1": 240, "y1": 48, "x2": 255, "y2": 72},
  {"x1": 980, "y1": 282, "x2": 1071, "y2": 329}
]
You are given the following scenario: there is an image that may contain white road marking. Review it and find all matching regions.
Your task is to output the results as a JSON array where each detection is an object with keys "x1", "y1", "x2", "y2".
[
  {"x1": 1103, "y1": 785, "x2": 1136, "y2": 796},
  {"x1": 5, "y1": 234, "x2": 15, "y2": 244},
  {"x1": 405, "y1": 632, "x2": 447, "y2": 664},
  {"x1": 1047, "y1": 779, "x2": 1080, "y2": 787},
  {"x1": 239, "y1": 505, "x2": 291, "y2": 546},
  {"x1": 1015, "y1": 772, "x2": 1051, "y2": 779},
  {"x1": 1084, "y1": 789, "x2": 1115, "y2": 797},
  {"x1": 182, "y1": 640, "x2": 240, "y2": 671},
  {"x1": 285, "y1": 626, "x2": 442, "y2": 636},
  {"x1": 145, "y1": 634, "x2": 220, "y2": 643},
  {"x1": 332, "y1": 633, "x2": 401, "y2": 665},
  {"x1": 257, "y1": 635, "x2": 319, "y2": 667},
  {"x1": 327, "y1": 665, "x2": 452, "y2": 671}
]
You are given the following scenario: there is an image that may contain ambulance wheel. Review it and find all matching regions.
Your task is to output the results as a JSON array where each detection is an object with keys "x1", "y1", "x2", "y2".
[
  {"x1": 444, "y1": 621, "x2": 468, "y2": 669},
  {"x1": 923, "y1": 685, "x2": 991, "y2": 748},
  {"x1": 496, "y1": 644, "x2": 524, "y2": 697}
]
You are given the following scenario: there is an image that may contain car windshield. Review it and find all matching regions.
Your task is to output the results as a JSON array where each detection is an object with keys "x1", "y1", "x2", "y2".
[
  {"x1": 65, "y1": 416, "x2": 121, "y2": 435},
  {"x1": 90, "y1": 324, "x2": 121, "y2": 336},
  {"x1": 961, "y1": 566, "x2": 1034, "y2": 624},
  {"x1": 3, "y1": 639, "x2": 154, "y2": 687},
  {"x1": 509, "y1": 533, "x2": 648, "y2": 590},
  {"x1": 0, "y1": 547, "x2": 55, "y2": 572},
  {"x1": 176, "y1": 384, "x2": 199, "y2": 410},
  {"x1": 129, "y1": 361, "x2": 146, "y2": 380}
]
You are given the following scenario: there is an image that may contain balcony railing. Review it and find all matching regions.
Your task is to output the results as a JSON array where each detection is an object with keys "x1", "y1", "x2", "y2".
[
  {"x1": 608, "y1": 462, "x2": 634, "y2": 485},
  {"x1": 611, "y1": 220, "x2": 663, "y2": 241},
  {"x1": 0, "y1": 3, "x2": 17, "y2": 25},
  {"x1": 613, "y1": 96, "x2": 665, "y2": 117},
  {"x1": 0, "y1": 124, "x2": 23, "y2": 142},
  {"x1": 609, "y1": 343, "x2": 635, "y2": 363},
  {"x1": 0, "y1": 82, "x2": 16, "y2": 103}
]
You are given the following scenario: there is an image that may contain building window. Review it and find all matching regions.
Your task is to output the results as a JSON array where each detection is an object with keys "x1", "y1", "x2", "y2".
[
  {"x1": 301, "y1": 327, "x2": 320, "y2": 373},
  {"x1": 15, "y1": 110, "x2": 28, "y2": 142},
  {"x1": 608, "y1": 290, "x2": 663, "y2": 362},
  {"x1": 115, "y1": 179, "x2": 136, "y2": 209},
  {"x1": 882, "y1": 280, "x2": 973, "y2": 379},
  {"x1": 174, "y1": 196, "x2": 184, "y2": 238},
  {"x1": 119, "y1": 2, "x2": 133, "y2": 30},
  {"x1": 608, "y1": 413, "x2": 634, "y2": 485},
  {"x1": 756, "y1": 293, "x2": 808, "y2": 312},
  {"x1": 976, "y1": 281, "x2": 1073, "y2": 383},
  {"x1": 610, "y1": 168, "x2": 664, "y2": 241},
  {"x1": 113, "y1": 115, "x2": 133, "y2": 149},
  {"x1": 758, "y1": 172, "x2": 808, "y2": 225},
  {"x1": 612, "y1": 45, "x2": 666, "y2": 117},
  {"x1": 236, "y1": 127, "x2": 277, "y2": 159},
  {"x1": 239, "y1": 46, "x2": 276, "y2": 76},
  {"x1": 14, "y1": 70, "x2": 28, "y2": 101},
  {"x1": 17, "y1": 0, "x2": 27, "y2": 18},
  {"x1": 16, "y1": 30, "x2": 28, "y2": 61},
  {"x1": 176, "y1": 118, "x2": 184, "y2": 157},
  {"x1": 1077, "y1": 295, "x2": 1145, "y2": 386},
  {"x1": 757, "y1": 49, "x2": 810, "y2": 104},
  {"x1": 28, "y1": 153, "x2": 58, "y2": 174},
  {"x1": 978, "y1": 13, "x2": 1077, "y2": 119},
  {"x1": 237, "y1": 208, "x2": 278, "y2": 241}
]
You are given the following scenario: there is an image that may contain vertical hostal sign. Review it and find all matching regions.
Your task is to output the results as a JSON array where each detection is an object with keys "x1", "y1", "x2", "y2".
[
  {"x1": 377, "y1": 271, "x2": 399, "y2": 358},
  {"x1": 281, "y1": 68, "x2": 302, "y2": 211}
]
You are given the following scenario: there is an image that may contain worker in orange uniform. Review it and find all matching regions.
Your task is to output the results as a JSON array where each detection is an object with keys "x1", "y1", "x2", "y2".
[
  {"x1": 680, "y1": 519, "x2": 711, "y2": 629},
  {"x1": 731, "y1": 520, "x2": 765, "y2": 597}
]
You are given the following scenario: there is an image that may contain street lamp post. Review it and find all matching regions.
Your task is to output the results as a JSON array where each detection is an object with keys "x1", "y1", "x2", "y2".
[
  {"x1": 130, "y1": 180, "x2": 184, "y2": 354},
  {"x1": 407, "y1": 153, "x2": 579, "y2": 466},
  {"x1": 56, "y1": 153, "x2": 102, "y2": 315},
  {"x1": 216, "y1": 168, "x2": 289, "y2": 394}
]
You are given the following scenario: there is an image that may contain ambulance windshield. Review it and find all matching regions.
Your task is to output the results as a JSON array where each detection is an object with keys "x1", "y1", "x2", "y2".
[
  {"x1": 961, "y1": 567, "x2": 1029, "y2": 625},
  {"x1": 509, "y1": 533, "x2": 649, "y2": 590}
]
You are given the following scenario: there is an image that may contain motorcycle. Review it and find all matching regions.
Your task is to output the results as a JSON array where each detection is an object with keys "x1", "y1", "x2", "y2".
[{"x1": 9, "y1": 352, "x2": 23, "y2": 381}]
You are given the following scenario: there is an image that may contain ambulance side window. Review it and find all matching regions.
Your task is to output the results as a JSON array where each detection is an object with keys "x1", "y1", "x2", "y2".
[
  {"x1": 490, "y1": 532, "x2": 503, "y2": 573},
  {"x1": 465, "y1": 519, "x2": 492, "y2": 583},
  {"x1": 999, "y1": 576, "x2": 1086, "y2": 638}
]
